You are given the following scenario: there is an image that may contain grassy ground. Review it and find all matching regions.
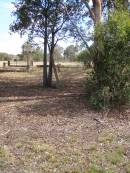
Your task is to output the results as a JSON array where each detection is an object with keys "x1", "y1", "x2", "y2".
[{"x1": 0, "y1": 67, "x2": 130, "y2": 173}]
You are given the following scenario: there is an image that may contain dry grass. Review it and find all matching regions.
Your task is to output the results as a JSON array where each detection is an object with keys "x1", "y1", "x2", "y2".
[{"x1": 0, "y1": 67, "x2": 129, "y2": 173}]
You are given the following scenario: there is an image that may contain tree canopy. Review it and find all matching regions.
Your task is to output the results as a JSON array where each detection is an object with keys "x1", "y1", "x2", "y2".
[{"x1": 10, "y1": 0, "x2": 71, "y2": 87}]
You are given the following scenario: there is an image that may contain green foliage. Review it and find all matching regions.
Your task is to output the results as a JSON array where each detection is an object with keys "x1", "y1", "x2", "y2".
[
  {"x1": 77, "y1": 49, "x2": 92, "y2": 67},
  {"x1": 21, "y1": 41, "x2": 43, "y2": 61},
  {"x1": 32, "y1": 48, "x2": 43, "y2": 61},
  {"x1": 54, "y1": 46, "x2": 63, "y2": 61},
  {"x1": 86, "y1": 11, "x2": 130, "y2": 110},
  {"x1": 64, "y1": 45, "x2": 79, "y2": 61},
  {"x1": 0, "y1": 53, "x2": 12, "y2": 61}
]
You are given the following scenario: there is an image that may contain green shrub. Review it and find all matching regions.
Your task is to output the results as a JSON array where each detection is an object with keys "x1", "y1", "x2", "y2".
[
  {"x1": 77, "y1": 49, "x2": 92, "y2": 68},
  {"x1": 86, "y1": 11, "x2": 130, "y2": 110}
]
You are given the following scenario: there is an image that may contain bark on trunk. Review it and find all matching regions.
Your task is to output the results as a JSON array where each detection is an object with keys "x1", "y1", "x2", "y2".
[
  {"x1": 27, "y1": 53, "x2": 31, "y2": 72},
  {"x1": 92, "y1": 0, "x2": 102, "y2": 25},
  {"x1": 48, "y1": 33, "x2": 55, "y2": 87},
  {"x1": 43, "y1": 15, "x2": 48, "y2": 87},
  {"x1": 53, "y1": 62, "x2": 59, "y2": 83},
  {"x1": 48, "y1": 51, "x2": 59, "y2": 87},
  {"x1": 92, "y1": 0, "x2": 102, "y2": 87},
  {"x1": 48, "y1": 49, "x2": 54, "y2": 87},
  {"x1": 123, "y1": 0, "x2": 128, "y2": 9}
]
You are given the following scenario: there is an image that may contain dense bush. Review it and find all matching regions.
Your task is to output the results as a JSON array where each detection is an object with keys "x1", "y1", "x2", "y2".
[
  {"x1": 77, "y1": 49, "x2": 93, "y2": 68},
  {"x1": 86, "y1": 11, "x2": 130, "y2": 110}
]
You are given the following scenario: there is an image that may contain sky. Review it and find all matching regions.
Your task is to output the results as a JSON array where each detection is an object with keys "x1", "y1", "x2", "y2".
[
  {"x1": 0, "y1": 0, "x2": 73, "y2": 55},
  {"x1": 0, "y1": 0, "x2": 91, "y2": 55},
  {"x1": 0, "y1": 0, "x2": 28, "y2": 55}
]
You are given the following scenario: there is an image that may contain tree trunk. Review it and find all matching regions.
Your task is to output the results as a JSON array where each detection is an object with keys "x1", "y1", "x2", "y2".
[
  {"x1": 92, "y1": 0, "x2": 102, "y2": 25},
  {"x1": 48, "y1": 39, "x2": 60, "y2": 87},
  {"x1": 123, "y1": 0, "x2": 128, "y2": 9},
  {"x1": 48, "y1": 32, "x2": 55, "y2": 87},
  {"x1": 27, "y1": 53, "x2": 32, "y2": 72},
  {"x1": 92, "y1": 0, "x2": 102, "y2": 87},
  {"x1": 48, "y1": 50, "x2": 59, "y2": 87},
  {"x1": 48, "y1": 48, "x2": 54, "y2": 87},
  {"x1": 43, "y1": 15, "x2": 48, "y2": 87},
  {"x1": 53, "y1": 62, "x2": 59, "y2": 83}
]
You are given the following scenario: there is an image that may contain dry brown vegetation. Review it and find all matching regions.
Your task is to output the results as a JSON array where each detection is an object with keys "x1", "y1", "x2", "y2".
[{"x1": 0, "y1": 67, "x2": 130, "y2": 173}]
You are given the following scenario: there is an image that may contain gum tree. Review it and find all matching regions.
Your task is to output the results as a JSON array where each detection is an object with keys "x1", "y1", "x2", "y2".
[{"x1": 10, "y1": 0, "x2": 69, "y2": 87}]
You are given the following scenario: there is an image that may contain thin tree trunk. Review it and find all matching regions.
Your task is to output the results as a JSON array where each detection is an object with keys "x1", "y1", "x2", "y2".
[
  {"x1": 27, "y1": 52, "x2": 32, "y2": 72},
  {"x1": 48, "y1": 33, "x2": 55, "y2": 87},
  {"x1": 43, "y1": 14, "x2": 48, "y2": 87},
  {"x1": 53, "y1": 61, "x2": 59, "y2": 83},
  {"x1": 48, "y1": 49, "x2": 54, "y2": 87},
  {"x1": 48, "y1": 50, "x2": 60, "y2": 87}
]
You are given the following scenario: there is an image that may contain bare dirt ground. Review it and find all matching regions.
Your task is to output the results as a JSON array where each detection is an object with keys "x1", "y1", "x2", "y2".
[{"x1": 0, "y1": 67, "x2": 130, "y2": 173}]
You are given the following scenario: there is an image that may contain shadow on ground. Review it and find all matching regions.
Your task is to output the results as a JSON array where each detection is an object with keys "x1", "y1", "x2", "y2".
[{"x1": 16, "y1": 95, "x2": 87, "y2": 117}]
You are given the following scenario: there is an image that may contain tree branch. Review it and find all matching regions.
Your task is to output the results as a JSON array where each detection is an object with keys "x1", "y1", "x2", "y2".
[{"x1": 82, "y1": 0, "x2": 96, "y2": 23}]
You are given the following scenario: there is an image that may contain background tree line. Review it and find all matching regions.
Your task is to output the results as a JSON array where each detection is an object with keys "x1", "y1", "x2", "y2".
[{"x1": 20, "y1": 42, "x2": 80, "y2": 62}]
